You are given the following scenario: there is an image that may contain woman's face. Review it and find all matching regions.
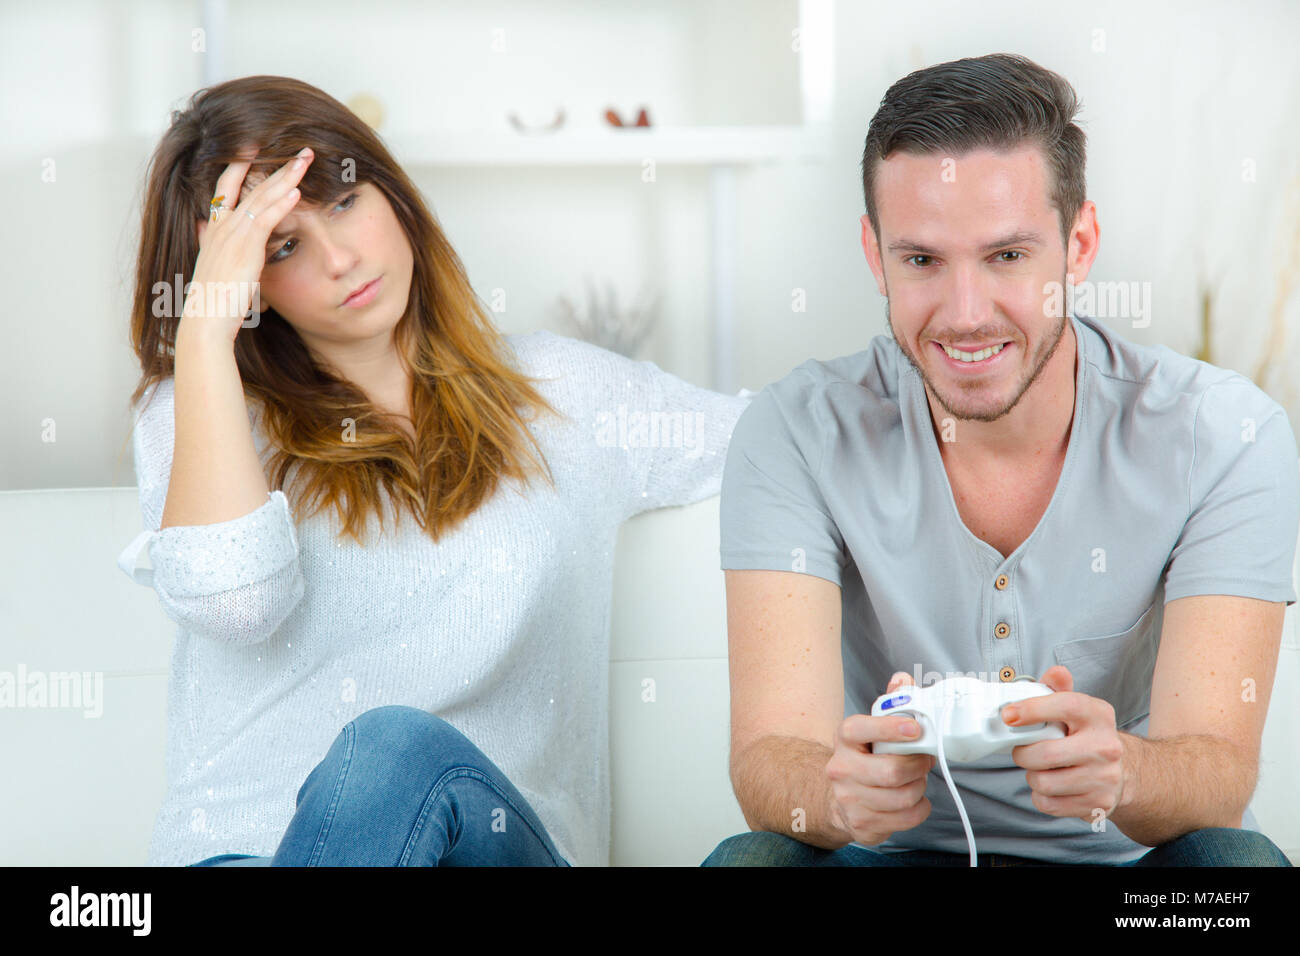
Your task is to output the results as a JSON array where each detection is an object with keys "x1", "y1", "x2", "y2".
[{"x1": 242, "y1": 176, "x2": 414, "y2": 358}]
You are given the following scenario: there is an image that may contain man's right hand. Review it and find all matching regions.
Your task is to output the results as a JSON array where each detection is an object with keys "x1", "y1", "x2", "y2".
[{"x1": 825, "y1": 671, "x2": 937, "y2": 846}]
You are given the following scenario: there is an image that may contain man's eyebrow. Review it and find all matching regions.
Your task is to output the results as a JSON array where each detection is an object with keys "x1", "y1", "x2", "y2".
[{"x1": 886, "y1": 231, "x2": 1045, "y2": 256}]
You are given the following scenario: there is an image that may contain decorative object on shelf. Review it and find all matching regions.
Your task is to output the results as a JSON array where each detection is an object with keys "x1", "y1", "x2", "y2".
[
  {"x1": 604, "y1": 107, "x2": 651, "y2": 128},
  {"x1": 507, "y1": 108, "x2": 567, "y2": 135},
  {"x1": 345, "y1": 92, "x2": 386, "y2": 131},
  {"x1": 549, "y1": 277, "x2": 660, "y2": 358}
]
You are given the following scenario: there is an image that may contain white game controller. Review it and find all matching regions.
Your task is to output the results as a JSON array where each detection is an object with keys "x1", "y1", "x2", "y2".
[{"x1": 871, "y1": 676, "x2": 1066, "y2": 763}]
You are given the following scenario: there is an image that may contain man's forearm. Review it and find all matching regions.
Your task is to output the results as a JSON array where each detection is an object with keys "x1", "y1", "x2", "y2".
[
  {"x1": 730, "y1": 736, "x2": 853, "y2": 849},
  {"x1": 1107, "y1": 732, "x2": 1255, "y2": 847}
]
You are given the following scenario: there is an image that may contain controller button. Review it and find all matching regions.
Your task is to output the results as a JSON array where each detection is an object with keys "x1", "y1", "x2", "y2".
[
  {"x1": 999, "y1": 666, "x2": 1016, "y2": 682},
  {"x1": 994, "y1": 622, "x2": 1010, "y2": 639},
  {"x1": 881, "y1": 695, "x2": 911, "y2": 710}
]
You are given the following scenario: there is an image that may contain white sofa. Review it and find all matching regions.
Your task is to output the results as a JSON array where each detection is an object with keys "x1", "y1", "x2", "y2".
[{"x1": 1, "y1": 488, "x2": 1297, "y2": 865}]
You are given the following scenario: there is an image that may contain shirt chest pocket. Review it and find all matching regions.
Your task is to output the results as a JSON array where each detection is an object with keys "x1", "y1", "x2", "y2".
[{"x1": 1051, "y1": 601, "x2": 1162, "y2": 728}]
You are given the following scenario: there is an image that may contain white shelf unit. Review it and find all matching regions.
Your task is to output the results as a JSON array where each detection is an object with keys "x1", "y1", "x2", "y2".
[
  {"x1": 384, "y1": 125, "x2": 831, "y2": 168},
  {"x1": 197, "y1": 0, "x2": 835, "y2": 393}
]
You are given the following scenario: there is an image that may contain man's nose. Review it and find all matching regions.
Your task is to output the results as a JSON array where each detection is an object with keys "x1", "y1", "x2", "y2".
[{"x1": 943, "y1": 261, "x2": 994, "y2": 327}]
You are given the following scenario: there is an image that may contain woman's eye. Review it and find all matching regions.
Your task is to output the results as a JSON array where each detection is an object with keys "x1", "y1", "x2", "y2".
[
  {"x1": 268, "y1": 238, "x2": 296, "y2": 262},
  {"x1": 267, "y1": 192, "x2": 359, "y2": 263}
]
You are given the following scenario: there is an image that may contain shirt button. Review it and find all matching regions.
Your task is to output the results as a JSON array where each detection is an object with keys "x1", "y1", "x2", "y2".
[
  {"x1": 995, "y1": 574, "x2": 1008, "y2": 590},
  {"x1": 995, "y1": 622, "x2": 1010, "y2": 639},
  {"x1": 999, "y1": 666, "x2": 1016, "y2": 682}
]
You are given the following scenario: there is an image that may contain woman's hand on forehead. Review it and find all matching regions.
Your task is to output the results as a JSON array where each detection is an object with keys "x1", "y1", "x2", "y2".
[{"x1": 239, "y1": 171, "x2": 269, "y2": 204}]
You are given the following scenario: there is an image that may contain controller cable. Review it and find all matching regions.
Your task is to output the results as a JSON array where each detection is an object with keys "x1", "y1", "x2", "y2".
[{"x1": 919, "y1": 702, "x2": 979, "y2": 867}]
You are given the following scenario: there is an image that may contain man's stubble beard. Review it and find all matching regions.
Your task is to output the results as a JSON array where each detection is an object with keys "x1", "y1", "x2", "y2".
[{"x1": 883, "y1": 270, "x2": 1069, "y2": 424}]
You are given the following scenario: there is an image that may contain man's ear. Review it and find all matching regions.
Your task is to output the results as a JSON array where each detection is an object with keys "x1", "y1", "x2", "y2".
[
  {"x1": 1063, "y1": 200, "x2": 1101, "y2": 286},
  {"x1": 860, "y1": 214, "x2": 886, "y2": 297}
]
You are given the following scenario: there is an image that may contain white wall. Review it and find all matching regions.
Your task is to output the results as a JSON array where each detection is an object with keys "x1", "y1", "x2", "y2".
[
  {"x1": 2, "y1": 0, "x2": 1298, "y2": 490},
  {"x1": 730, "y1": 0, "x2": 1300, "y2": 393}
]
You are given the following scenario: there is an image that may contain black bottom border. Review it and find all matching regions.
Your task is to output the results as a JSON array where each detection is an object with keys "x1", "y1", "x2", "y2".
[{"x1": 3, "y1": 863, "x2": 1293, "y2": 940}]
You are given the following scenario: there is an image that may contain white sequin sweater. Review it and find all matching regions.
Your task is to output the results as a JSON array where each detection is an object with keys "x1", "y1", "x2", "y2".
[{"x1": 116, "y1": 330, "x2": 751, "y2": 867}]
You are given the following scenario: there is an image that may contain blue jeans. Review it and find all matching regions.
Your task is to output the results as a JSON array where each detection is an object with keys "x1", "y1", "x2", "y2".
[
  {"x1": 701, "y1": 828, "x2": 1293, "y2": 866},
  {"x1": 190, "y1": 705, "x2": 570, "y2": 867}
]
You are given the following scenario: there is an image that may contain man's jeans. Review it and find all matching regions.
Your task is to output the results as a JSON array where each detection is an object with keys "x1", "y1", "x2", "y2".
[
  {"x1": 190, "y1": 705, "x2": 569, "y2": 867},
  {"x1": 701, "y1": 828, "x2": 1294, "y2": 866}
]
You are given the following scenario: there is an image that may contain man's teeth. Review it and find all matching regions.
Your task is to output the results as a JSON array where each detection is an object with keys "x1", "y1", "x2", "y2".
[{"x1": 942, "y1": 342, "x2": 1005, "y2": 362}]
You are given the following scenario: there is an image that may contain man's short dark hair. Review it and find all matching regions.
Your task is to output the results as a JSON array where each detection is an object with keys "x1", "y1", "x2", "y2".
[{"x1": 861, "y1": 53, "x2": 1087, "y2": 252}]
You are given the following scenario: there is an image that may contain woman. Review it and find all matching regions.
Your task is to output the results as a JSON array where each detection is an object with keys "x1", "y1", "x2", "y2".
[{"x1": 116, "y1": 75, "x2": 750, "y2": 866}]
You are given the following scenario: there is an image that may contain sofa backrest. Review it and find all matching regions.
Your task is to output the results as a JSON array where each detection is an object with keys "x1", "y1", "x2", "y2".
[
  {"x1": 0, "y1": 487, "x2": 747, "y2": 865},
  {"x1": 0, "y1": 487, "x2": 1295, "y2": 864}
]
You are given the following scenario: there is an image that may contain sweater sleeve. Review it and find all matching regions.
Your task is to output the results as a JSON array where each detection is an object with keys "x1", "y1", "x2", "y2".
[
  {"x1": 625, "y1": 362, "x2": 753, "y2": 520},
  {"x1": 115, "y1": 377, "x2": 306, "y2": 645},
  {"x1": 550, "y1": 332, "x2": 752, "y2": 521}
]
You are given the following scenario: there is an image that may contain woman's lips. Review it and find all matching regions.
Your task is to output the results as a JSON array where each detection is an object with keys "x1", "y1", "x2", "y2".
[{"x1": 343, "y1": 276, "x2": 382, "y2": 307}]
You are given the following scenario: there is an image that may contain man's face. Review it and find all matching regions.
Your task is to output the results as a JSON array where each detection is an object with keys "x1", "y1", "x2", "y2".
[
  {"x1": 245, "y1": 177, "x2": 414, "y2": 357},
  {"x1": 861, "y1": 145, "x2": 1073, "y2": 424}
]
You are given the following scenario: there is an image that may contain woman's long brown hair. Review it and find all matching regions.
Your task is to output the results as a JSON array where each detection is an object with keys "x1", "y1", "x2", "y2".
[{"x1": 124, "y1": 75, "x2": 566, "y2": 544}]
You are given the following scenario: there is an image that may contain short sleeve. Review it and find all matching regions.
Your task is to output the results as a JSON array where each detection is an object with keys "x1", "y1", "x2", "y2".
[
  {"x1": 551, "y1": 332, "x2": 751, "y2": 521},
  {"x1": 718, "y1": 377, "x2": 847, "y2": 587},
  {"x1": 1163, "y1": 381, "x2": 1300, "y2": 607},
  {"x1": 116, "y1": 377, "x2": 306, "y2": 644}
]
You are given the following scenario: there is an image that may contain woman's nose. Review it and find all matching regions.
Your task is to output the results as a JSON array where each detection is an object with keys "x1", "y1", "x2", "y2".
[{"x1": 320, "y1": 236, "x2": 360, "y2": 276}]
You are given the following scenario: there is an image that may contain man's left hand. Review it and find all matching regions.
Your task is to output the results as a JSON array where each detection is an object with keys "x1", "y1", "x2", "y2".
[{"x1": 1002, "y1": 665, "x2": 1126, "y2": 823}]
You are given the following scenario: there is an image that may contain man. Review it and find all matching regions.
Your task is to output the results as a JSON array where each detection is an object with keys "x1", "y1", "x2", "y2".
[{"x1": 705, "y1": 53, "x2": 1296, "y2": 866}]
